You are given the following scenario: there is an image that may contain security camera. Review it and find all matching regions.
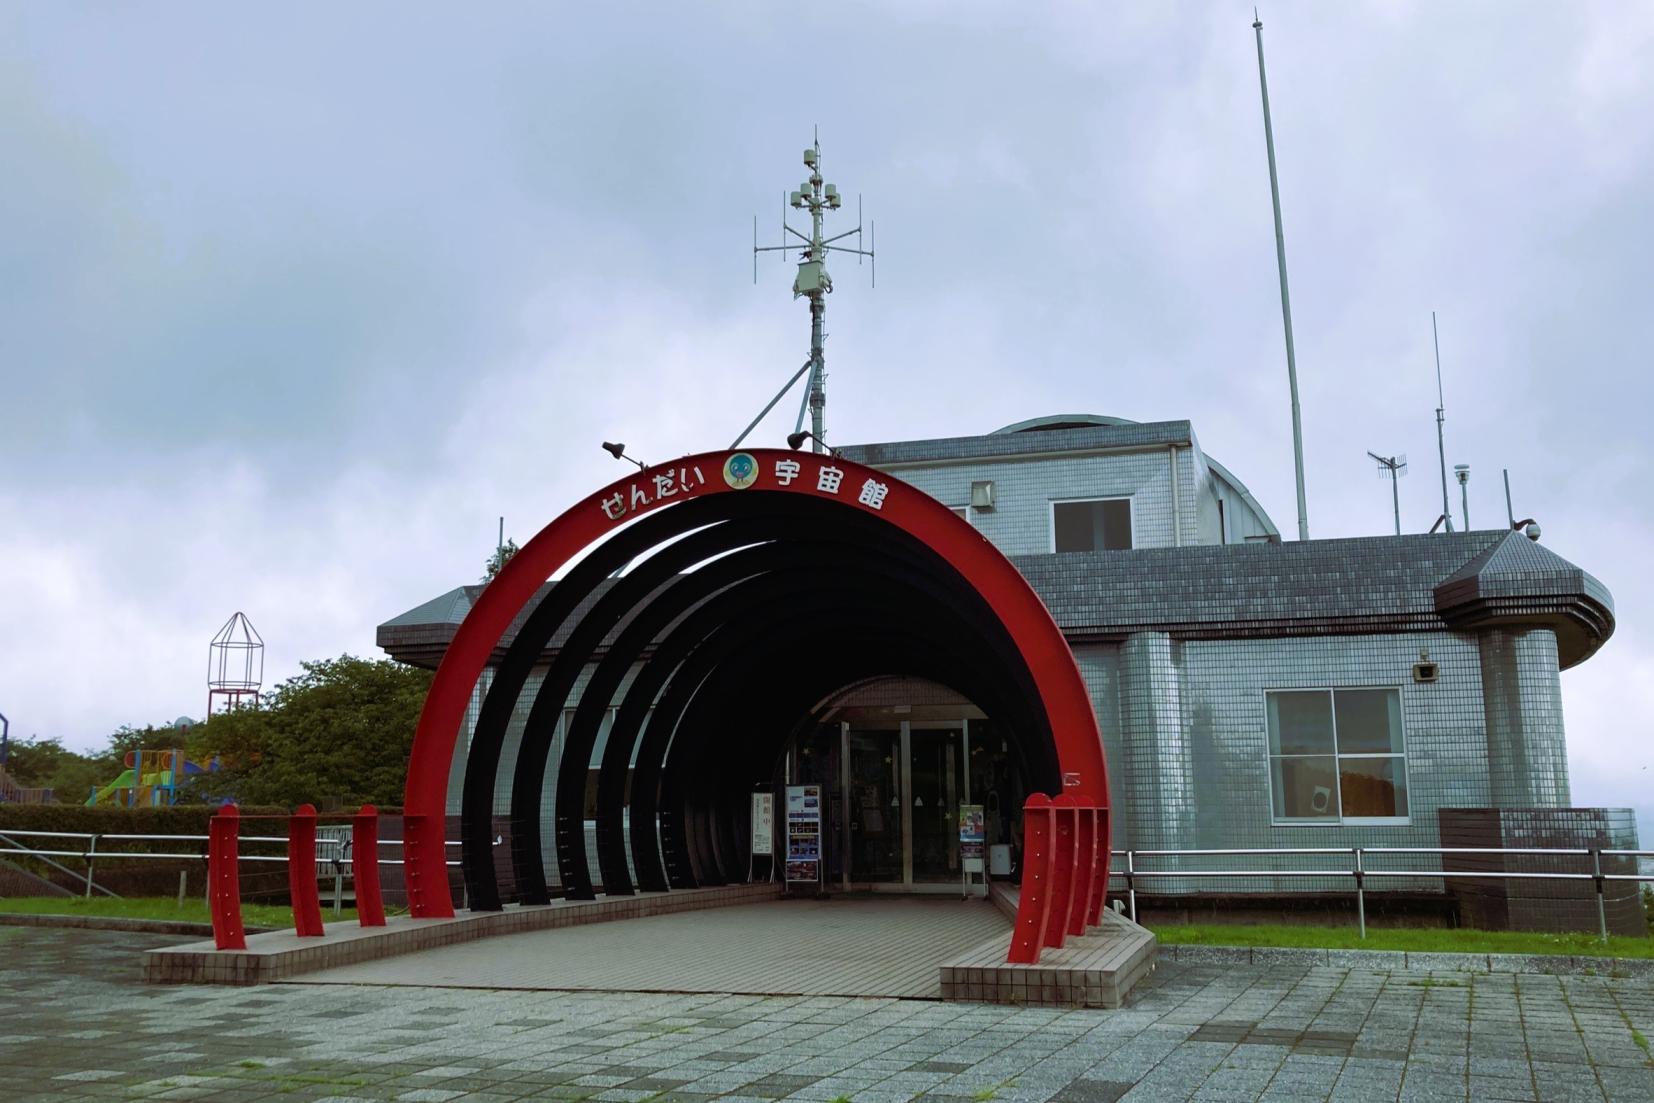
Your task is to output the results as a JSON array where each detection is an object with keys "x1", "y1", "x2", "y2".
[{"x1": 1524, "y1": 522, "x2": 1541, "y2": 542}]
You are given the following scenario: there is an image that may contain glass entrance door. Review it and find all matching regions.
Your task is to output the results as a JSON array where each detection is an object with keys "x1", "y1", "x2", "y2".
[
  {"x1": 909, "y1": 727, "x2": 965, "y2": 881},
  {"x1": 846, "y1": 729, "x2": 902, "y2": 882}
]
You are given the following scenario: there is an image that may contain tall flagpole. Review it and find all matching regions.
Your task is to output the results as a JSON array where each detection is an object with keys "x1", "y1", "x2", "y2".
[{"x1": 1253, "y1": 12, "x2": 1310, "y2": 542}]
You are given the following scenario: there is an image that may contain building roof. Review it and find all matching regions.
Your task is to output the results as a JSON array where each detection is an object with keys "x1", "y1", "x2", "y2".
[{"x1": 380, "y1": 529, "x2": 1613, "y2": 672}]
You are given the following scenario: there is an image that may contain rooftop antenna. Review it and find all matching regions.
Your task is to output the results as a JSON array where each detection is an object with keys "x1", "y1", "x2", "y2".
[
  {"x1": 1367, "y1": 451, "x2": 1408, "y2": 536},
  {"x1": 737, "y1": 129, "x2": 875, "y2": 452},
  {"x1": 1432, "y1": 311, "x2": 1454, "y2": 533},
  {"x1": 1502, "y1": 468, "x2": 1515, "y2": 530},
  {"x1": 1253, "y1": 11, "x2": 1309, "y2": 542}
]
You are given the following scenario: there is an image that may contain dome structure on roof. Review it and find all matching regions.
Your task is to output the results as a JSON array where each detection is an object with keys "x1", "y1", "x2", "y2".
[{"x1": 992, "y1": 413, "x2": 1281, "y2": 541}]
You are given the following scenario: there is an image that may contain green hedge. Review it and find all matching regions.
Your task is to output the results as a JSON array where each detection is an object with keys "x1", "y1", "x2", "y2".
[{"x1": 0, "y1": 804, "x2": 285, "y2": 838}]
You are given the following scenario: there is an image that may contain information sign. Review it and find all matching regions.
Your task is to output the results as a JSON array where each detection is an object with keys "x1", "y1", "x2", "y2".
[
  {"x1": 959, "y1": 803, "x2": 985, "y2": 873},
  {"x1": 751, "y1": 792, "x2": 774, "y2": 856},
  {"x1": 785, "y1": 784, "x2": 823, "y2": 885}
]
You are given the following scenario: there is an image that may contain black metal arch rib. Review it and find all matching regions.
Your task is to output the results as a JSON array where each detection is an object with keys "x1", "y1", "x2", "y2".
[
  {"x1": 457, "y1": 490, "x2": 1066, "y2": 907},
  {"x1": 655, "y1": 606, "x2": 1054, "y2": 888}
]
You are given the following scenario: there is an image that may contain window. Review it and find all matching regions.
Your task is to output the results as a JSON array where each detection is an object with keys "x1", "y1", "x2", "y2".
[
  {"x1": 948, "y1": 505, "x2": 973, "y2": 525},
  {"x1": 1266, "y1": 688, "x2": 1408, "y2": 823},
  {"x1": 1052, "y1": 498, "x2": 1132, "y2": 552}
]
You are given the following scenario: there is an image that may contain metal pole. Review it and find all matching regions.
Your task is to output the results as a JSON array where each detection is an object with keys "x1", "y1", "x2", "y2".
[
  {"x1": 333, "y1": 872, "x2": 343, "y2": 915},
  {"x1": 0, "y1": 711, "x2": 9, "y2": 774},
  {"x1": 1592, "y1": 848, "x2": 1608, "y2": 942},
  {"x1": 1253, "y1": 14, "x2": 1309, "y2": 542},
  {"x1": 1126, "y1": 849, "x2": 1137, "y2": 924},
  {"x1": 1503, "y1": 469, "x2": 1515, "y2": 529},
  {"x1": 84, "y1": 834, "x2": 98, "y2": 899},
  {"x1": 1433, "y1": 312, "x2": 1453, "y2": 532},
  {"x1": 731, "y1": 359, "x2": 813, "y2": 449},
  {"x1": 177, "y1": 869, "x2": 188, "y2": 908},
  {"x1": 1389, "y1": 468, "x2": 1400, "y2": 536},
  {"x1": 1354, "y1": 848, "x2": 1367, "y2": 939},
  {"x1": 1459, "y1": 477, "x2": 1471, "y2": 531}
]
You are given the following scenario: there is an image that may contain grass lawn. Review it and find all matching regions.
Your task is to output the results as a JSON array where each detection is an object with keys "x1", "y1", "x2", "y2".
[
  {"x1": 1150, "y1": 922, "x2": 1654, "y2": 959},
  {"x1": 0, "y1": 895, "x2": 365, "y2": 928}
]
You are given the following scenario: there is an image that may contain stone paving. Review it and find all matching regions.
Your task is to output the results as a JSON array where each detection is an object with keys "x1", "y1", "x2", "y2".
[{"x1": 2, "y1": 925, "x2": 1652, "y2": 1102}]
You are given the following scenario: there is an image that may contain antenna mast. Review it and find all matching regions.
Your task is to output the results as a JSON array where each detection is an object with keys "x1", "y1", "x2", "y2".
[
  {"x1": 1253, "y1": 12, "x2": 1310, "y2": 542},
  {"x1": 743, "y1": 132, "x2": 875, "y2": 452},
  {"x1": 1432, "y1": 311, "x2": 1453, "y2": 533},
  {"x1": 1367, "y1": 451, "x2": 1408, "y2": 536}
]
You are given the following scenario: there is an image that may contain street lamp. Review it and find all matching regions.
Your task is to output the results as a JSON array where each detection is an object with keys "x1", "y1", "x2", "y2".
[
  {"x1": 786, "y1": 430, "x2": 838, "y2": 455},
  {"x1": 601, "y1": 441, "x2": 647, "y2": 471}
]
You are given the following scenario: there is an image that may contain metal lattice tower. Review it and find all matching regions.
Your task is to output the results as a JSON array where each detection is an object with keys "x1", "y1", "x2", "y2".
[
  {"x1": 208, "y1": 612, "x2": 264, "y2": 717},
  {"x1": 741, "y1": 133, "x2": 874, "y2": 453}
]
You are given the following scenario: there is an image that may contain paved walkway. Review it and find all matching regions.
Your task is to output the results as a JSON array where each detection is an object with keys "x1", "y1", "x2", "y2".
[
  {"x1": 297, "y1": 898, "x2": 1011, "y2": 999},
  {"x1": 2, "y1": 925, "x2": 1652, "y2": 1101}
]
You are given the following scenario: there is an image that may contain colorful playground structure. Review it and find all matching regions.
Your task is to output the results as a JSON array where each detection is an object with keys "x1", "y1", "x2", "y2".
[{"x1": 86, "y1": 749, "x2": 219, "y2": 808}]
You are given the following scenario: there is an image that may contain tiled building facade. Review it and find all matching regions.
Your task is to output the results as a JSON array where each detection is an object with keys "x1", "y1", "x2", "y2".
[{"x1": 380, "y1": 414, "x2": 1630, "y2": 929}]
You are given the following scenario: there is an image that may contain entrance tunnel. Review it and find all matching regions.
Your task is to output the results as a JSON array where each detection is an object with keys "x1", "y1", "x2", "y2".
[{"x1": 401, "y1": 449, "x2": 1109, "y2": 927}]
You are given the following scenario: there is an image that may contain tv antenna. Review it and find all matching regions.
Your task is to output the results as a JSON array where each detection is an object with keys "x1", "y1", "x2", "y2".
[
  {"x1": 1431, "y1": 311, "x2": 1454, "y2": 533},
  {"x1": 1367, "y1": 451, "x2": 1408, "y2": 536},
  {"x1": 733, "y1": 131, "x2": 875, "y2": 452}
]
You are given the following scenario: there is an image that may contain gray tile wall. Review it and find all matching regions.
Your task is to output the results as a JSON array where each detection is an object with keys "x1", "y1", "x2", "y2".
[
  {"x1": 1479, "y1": 628, "x2": 1571, "y2": 807},
  {"x1": 884, "y1": 447, "x2": 1210, "y2": 554}
]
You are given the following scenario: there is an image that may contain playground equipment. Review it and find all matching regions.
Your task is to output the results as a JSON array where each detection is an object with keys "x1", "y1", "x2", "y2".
[
  {"x1": 209, "y1": 612, "x2": 264, "y2": 717},
  {"x1": 86, "y1": 749, "x2": 218, "y2": 808}
]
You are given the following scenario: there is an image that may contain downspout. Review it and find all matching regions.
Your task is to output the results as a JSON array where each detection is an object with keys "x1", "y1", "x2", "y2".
[{"x1": 1169, "y1": 445, "x2": 1182, "y2": 547}]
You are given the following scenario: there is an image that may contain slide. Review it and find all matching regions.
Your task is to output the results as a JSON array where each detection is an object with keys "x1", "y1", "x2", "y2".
[{"x1": 85, "y1": 750, "x2": 217, "y2": 807}]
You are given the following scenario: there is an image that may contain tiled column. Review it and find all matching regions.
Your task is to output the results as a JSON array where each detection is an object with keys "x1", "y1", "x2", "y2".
[
  {"x1": 1120, "y1": 631, "x2": 1195, "y2": 853},
  {"x1": 1479, "y1": 628, "x2": 1570, "y2": 807}
]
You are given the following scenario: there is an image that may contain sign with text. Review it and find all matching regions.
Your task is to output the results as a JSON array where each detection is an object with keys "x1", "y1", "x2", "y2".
[
  {"x1": 785, "y1": 784, "x2": 823, "y2": 884},
  {"x1": 959, "y1": 803, "x2": 985, "y2": 873},
  {"x1": 750, "y1": 792, "x2": 774, "y2": 857}
]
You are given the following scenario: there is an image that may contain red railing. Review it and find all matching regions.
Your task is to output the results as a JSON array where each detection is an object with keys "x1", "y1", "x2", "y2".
[
  {"x1": 1007, "y1": 793, "x2": 1112, "y2": 964},
  {"x1": 206, "y1": 803, "x2": 387, "y2": 951}
]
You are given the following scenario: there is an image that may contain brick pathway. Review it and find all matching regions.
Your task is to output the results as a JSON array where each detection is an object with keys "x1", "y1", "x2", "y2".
[
  {"x1": 297, "y1": 898, "x2": 1010, "y2": 999},
  {"x1": 2, "y1": 924, "x2": 1651, "y2": 1101}
]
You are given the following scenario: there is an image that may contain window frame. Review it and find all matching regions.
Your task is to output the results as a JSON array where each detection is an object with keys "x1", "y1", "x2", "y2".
[
  {"x1": 1048, "y1": 495, "x2": 1134, "y2": 553},
  {"x1": 947, "y1": 504, "x2": 975, "y2": 526},
  {"x1": 1263, "y1": 686, "x2": 1410, "y2": 827}
]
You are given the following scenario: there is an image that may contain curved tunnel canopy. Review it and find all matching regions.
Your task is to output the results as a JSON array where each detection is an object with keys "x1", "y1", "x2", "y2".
[{"x1": 400, "y1": 449, "x2": 1108, "y2": 918}]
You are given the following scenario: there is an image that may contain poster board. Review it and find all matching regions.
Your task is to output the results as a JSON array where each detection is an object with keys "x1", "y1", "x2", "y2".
[
  {"x1": 959, "y1": 803, "x2": 985, "y2": 872},
  {"x1": 785, "y1": 784, "x2": 823, "y2": 886},
  {"x1": 750, "y1": 792, "x2": 774, "y2": 856}
]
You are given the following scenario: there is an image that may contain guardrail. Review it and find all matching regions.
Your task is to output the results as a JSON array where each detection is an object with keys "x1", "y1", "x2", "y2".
[
  {"x1": 0, "y1": 822, "x2": 463, "y2": 904},
  {"x1": 1109, "y1": 845, "x2": 1654, "y2": 941}
]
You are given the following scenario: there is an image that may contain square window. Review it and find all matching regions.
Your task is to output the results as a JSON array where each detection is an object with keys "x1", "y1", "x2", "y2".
[
  {"x1": 1265, "y1": 687, "x2": 1410, "y2": 826},
  {"x1": 1267, "y1": 690, "x2": 1334, "y2": 756},
  {"x1": 1334, "y1": 689, "x2": 1403, "y2": 754},
  {"x1": 1052, "y1": 499, "x2": 1132, "y2": 552},
  {"x1": 1270, "y1": 755, "x2": 1338, "y2": 820},
  {"x1": 1339, "y1": 757, "x2": 1408, "y2": 818}
]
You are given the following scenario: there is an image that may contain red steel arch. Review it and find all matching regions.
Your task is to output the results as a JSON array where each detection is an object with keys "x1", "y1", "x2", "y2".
[{"x1": 401, "y1": 448, "x2": 1108, "y2": 922}]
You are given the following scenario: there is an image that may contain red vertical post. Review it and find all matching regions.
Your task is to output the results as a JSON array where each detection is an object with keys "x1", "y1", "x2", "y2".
[
  {"x1": 352, "y1": 804, "x2": 386, "y2": 927},
  {"x1": 1043, "y1": 802, "x2": 1075, "y2": 949},
  {"x1": 1089, "y1": 806, "x2": 1111, "y2": 927},
  {"x1": 287, "y1": 803, "x2": 325, "y2": 937},
  {"x1": 402, "y1": 813, "x2": 451, "y2": 919},
  {"x1": 208, "y1": 804, "x2": 245, "y2": 951},
  {"x1": 1060, "y1": 795, "x2": 1091, "y2": 937},
  {"x1": 1006, "y1": 794, "x2": 1054, "y2": 964}
]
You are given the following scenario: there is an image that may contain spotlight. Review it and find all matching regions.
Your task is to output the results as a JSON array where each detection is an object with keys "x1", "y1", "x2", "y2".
[
  {"x1": 787, "y1": 430, "x2": 837, "y2": 455},
  {"x1": 601, "y1": 441, "x2": 646, "y2": 470}
]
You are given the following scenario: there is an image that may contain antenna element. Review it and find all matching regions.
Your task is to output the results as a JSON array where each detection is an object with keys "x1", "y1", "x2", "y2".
[{"x1": 741, "y1": 134, "x2": 876, "y2": 452}]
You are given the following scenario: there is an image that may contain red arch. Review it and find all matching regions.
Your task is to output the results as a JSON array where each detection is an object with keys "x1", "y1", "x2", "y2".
[{"x1": 401, "y1": 448, "x2": 1107, "y2": 918}]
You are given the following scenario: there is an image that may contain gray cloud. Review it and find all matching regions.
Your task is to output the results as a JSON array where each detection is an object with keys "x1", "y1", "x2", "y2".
[{"x1": 2, "y1": 2, "x2": 1648, "y2": 840}]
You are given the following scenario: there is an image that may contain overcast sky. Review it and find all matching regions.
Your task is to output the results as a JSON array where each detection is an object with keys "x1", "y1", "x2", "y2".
[{"x1": 3, "y1": 2, "x2": 1649, "y2": 839}]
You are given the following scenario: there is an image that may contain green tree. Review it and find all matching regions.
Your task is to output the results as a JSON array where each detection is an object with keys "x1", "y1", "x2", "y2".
[
  {"x1": 483, "y1": 537, "x2": 520, "y2": 581},
  {"x1": 194, "y1": 655, "x2": 432, "y2": 808},
  {"x1": 3, "y1": 736, "x2": 108, "y2": 801}
]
